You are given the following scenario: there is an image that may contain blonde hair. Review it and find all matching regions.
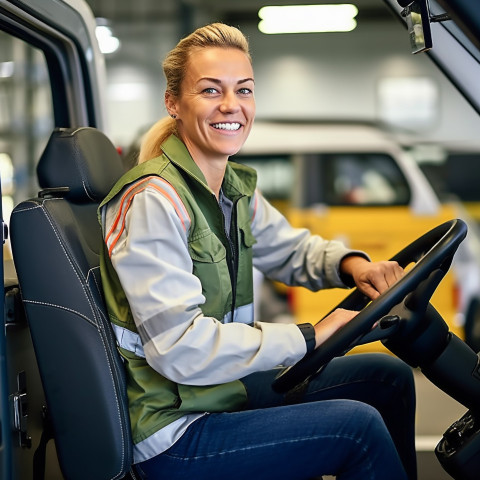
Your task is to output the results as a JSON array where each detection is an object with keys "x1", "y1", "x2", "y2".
[{"x1": 138, "y1": 23, "x2": 251, "y2": 164}]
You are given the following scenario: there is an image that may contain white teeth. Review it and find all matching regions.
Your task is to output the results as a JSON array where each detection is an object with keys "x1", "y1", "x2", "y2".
[{"x1": 212, "y1": 122, "x2": 241, "y2": 131}]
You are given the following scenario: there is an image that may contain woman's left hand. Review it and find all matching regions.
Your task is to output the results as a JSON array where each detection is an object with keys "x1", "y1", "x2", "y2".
[{"x1": 341, "y1": 256, "x2": 404, "y2": 300}]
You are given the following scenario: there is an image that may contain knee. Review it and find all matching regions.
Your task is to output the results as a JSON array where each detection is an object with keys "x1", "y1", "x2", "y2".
[
  {"x1": 340, "y1": 400, "x2": 396, "y2": 452},
  {"x1": 353, "y1": 399, "x2": 384, "y2": 423},
  {"x1": 374, "y1": 354, "x2": 415, "y2": 389},
  {"x1": 375, "y1": 355, "x2": 416, "y2": 413},
  {"x1": 354, "y1": 402, "x2": 398, "y2": 449}
]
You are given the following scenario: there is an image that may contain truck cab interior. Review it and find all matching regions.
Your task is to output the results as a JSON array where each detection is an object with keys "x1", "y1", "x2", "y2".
[{"x1": 1, "y1": 1, "x2": 480, "y2": 479}]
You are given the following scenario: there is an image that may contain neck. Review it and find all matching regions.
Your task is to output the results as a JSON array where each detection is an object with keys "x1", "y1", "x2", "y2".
[
  {"x1": 199, "y1": 159, "x2": 226, "y2": 199},
  {"x1": 179, "y1": 136, "x2": 228, "y2": 198}
]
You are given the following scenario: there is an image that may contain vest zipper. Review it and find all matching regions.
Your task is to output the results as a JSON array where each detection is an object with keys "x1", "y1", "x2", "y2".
[
  {"x1": 218, "y1": 193, "x2": 241, "y2": 322},
  {"x1": 229, "y1": 198, "x2": 240, "y2": 322}
]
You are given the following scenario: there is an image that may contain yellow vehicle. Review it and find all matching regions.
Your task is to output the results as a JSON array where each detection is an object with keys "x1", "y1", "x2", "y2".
[{"x1": 235, "y1": 121, "x2": 480, "y2": 353}]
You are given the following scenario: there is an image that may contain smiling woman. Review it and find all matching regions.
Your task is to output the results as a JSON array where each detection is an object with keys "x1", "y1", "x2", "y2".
[
  {"x1": 98, "y1": 22, "x2": 416, "y2": 480},
  {"x1": 164, "y1": 47, "x2": 255, "y2": 190},
  {"x1": 137, "y1": 23, "x2": 254, "y2": 167}
]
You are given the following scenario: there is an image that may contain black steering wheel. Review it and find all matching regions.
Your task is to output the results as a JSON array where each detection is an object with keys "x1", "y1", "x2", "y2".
[{"x1": 272, "y1": 218, "x2": 468, "y2": 393}]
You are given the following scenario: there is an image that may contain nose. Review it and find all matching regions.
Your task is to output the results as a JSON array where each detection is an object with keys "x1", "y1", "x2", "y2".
[{"x1": 220, "y1": 90, "x2": 240, "y2": 113}]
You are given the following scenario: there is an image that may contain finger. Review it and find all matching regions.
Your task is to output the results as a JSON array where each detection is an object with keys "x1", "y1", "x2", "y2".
[
  {"x1": 383, "y1": 262, "x2": 404, "y2": 287},
  {"x1": 359, "y1": 282, "x2": 381, "y2": 299},
  {"x1": 369, "y1": 270, "x2": 390, "y2": 294}
]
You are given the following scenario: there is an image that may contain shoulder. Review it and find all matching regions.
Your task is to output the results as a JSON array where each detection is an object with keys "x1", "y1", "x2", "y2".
[{"x1": 103, "y1": 172, "x2": 192, "y2": 235}]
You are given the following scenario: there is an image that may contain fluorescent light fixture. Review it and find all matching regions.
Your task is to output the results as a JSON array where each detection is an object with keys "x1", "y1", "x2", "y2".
[
  {"x1": 95, "y1": 24, "x2": 120, "y2": 54},
  {"x1": 0, "y1": 61, "x2": 14, "y2": 78},
  {"x1": 258, "y1": 4, "x2": 358, "y2": 34}
]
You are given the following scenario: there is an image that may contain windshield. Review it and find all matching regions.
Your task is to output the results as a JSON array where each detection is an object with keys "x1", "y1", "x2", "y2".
[
  {"x1": 385, "y1": 0, "x2": 480, "y2": 116},
  {"x1": 430, "y1": 0, "x2": 480, "y2": 63}
]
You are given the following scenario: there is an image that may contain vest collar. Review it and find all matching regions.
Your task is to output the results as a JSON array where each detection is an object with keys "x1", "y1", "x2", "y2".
[
  {"x1": 161, "y1": 135, "x2": 257, "y2": 200},
  {"x1": 161, "y1": 135, "x2": 209, "y2": 191}
]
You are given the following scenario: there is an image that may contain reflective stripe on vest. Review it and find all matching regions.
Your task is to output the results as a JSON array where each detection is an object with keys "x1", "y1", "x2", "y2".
[{"x1": 112, "y1": 302, "x2": 254, "y2": 356}]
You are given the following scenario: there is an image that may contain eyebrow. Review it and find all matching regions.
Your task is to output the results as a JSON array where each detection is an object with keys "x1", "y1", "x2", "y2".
[{"x1": 199, "y1": 77, "x2": 255, "y2": 85}]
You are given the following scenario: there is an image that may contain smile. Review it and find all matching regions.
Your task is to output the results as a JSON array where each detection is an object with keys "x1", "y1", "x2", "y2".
[{"x1": 211, "y1": 122, "x2": 241, "y2": 131}]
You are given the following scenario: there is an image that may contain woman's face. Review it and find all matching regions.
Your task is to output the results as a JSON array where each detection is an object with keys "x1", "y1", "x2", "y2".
[{"x1": 167, "y1": 47, "x2": 255, "y2": 165}]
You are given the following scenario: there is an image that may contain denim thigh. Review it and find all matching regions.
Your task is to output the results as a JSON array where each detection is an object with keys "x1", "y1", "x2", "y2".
[
  {"x1": 241, "y1": 353, "x2": 417, "y2": 480},
  {"x1": 136, "y1": 398, "x2": 407, "y2": 480}
]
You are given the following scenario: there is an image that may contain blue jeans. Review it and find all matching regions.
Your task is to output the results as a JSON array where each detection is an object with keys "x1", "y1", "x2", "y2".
[{"x1": 137, "y1": 353, "x2": 415, "y2": 480}]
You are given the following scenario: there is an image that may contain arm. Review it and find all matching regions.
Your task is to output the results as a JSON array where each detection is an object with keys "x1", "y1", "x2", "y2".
[
  {"x1": 250, "y1": 190, "x2": 368, "y2": 290},
  {"x1": 105, "y1": 180, "x2": 307, "y2": 386},
  {"x1": 249, "y1": 192, "x2": 403, "y2": 347}
]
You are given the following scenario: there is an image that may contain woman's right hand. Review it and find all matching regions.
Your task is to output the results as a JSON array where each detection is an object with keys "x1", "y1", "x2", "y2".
[{"x1": 313, "y1": 308, "x2": 359, "y2": 349}]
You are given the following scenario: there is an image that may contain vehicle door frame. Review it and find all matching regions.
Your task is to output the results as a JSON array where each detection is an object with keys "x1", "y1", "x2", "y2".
[{"x1": 0, "y1": 1, "x2": 105, "y2": 478}]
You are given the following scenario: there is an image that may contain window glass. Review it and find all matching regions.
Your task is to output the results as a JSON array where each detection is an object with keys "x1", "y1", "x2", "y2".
[
  {"x1": 0, "y1": 31, "x2": 54, "y2": 254},
  {"x1": 324, "y1": 153, "x2": 410, "y2": 206},
  {"x1": 232, "y1": 154, "x2": 293, "y2": 200}
]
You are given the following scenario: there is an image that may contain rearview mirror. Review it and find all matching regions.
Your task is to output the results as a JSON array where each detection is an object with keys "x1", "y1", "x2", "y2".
[{"x1": 402, "y1": 0, "x2": 433, "y2": 54}]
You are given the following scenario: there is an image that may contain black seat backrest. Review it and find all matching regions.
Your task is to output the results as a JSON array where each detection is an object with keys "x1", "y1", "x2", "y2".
[{"x1": 9, "y1": 127, "x2": 133, "y2": 480}]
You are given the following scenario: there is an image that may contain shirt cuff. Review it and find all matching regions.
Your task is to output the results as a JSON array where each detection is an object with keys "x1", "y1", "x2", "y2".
[{"x1": 297, "y1": 323, "x2": 316, "y2": 354}]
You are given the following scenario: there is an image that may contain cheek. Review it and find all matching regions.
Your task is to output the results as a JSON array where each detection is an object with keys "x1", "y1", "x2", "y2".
[
  {"x1": 247, "y1": 103, "x2": 256, "y2": 122},
  {"x1": 244, "y1": 123, "x2": 254, "y2": 139},
  {"x1": 247, "y1": 101, "x2": 256, "y2": 119}
]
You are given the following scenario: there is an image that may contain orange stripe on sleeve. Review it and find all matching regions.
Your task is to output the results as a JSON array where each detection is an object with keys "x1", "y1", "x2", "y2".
[
  {"x1": 105, "y1": 176, "x2": 156, "y2": 244},
  {"x1": 105, "y1": 177, "x2": 191, "y2": 257}
]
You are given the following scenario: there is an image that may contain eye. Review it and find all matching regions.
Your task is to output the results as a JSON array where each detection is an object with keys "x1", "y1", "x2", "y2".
[
  {"x1": 238, "y1": 87, "x2": 253, "y2": 96},
  {"x1": 202, "y1": 87, "x2": 219, "y2": 95}
]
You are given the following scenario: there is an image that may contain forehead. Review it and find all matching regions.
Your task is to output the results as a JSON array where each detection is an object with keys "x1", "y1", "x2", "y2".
[{"x1": 185, "y1": 47, "x2": 253, "y2": 82}]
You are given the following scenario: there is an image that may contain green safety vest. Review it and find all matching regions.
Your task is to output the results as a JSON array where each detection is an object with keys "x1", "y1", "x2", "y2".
[{"x1": 99, "y1": 135, "x2": 258, "y2": 444}]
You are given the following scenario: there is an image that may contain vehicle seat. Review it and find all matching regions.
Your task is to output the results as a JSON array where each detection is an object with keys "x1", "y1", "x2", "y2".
[{"x1": 9, "y1": 127, "x2": 136, "y2": 480}]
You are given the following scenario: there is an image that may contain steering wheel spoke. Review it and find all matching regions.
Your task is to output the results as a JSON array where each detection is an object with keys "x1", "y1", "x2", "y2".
[{"x1": 357, "y1": 314, "x2": 402, "y2": 345}]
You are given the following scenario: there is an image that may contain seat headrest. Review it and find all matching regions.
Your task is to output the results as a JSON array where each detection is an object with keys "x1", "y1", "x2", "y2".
[{"x1": 37, "y1": 127, "x2": 126, "y2": 203}]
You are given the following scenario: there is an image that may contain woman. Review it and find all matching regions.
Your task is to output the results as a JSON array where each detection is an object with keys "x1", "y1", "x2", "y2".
[{"x1": 99, "y1": 23, "x2": 416, "y2": 480}]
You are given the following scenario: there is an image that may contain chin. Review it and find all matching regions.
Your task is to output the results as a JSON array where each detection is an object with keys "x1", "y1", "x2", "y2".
[
  {"x1": 225, "y1": 148, "x2": 242, "y2": 158},
  {"x1": 217, "y1": 142, "x2": 244, "y2": 158}
]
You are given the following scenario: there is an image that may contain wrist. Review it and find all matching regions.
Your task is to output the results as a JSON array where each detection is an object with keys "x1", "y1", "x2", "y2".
[{"x1": 340, "y1": 254, "x2": 369, "y2": 286}]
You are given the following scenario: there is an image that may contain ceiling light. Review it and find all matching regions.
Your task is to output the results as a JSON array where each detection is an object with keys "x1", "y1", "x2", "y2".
[
  {"x1": 95, "y1": 22, "x2": 120, "y2": 54},
  {"x1": 0, "y1": 61, "x2": 14, "y2": 78},
  {"x1": 258, "y1": 4, "x2": 359, "y2": 34}
]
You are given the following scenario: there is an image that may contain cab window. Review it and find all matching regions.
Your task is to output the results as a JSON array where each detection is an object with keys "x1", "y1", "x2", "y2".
[
  {"x1": 232, "y1": 154, "x2": 293, "y2": 212},
  {"x1": 301, "y1": 153, "x2": 411, "y2": 207},
  {"x1": 0, "y1": 31, "x2": 54, "y2": 239}
]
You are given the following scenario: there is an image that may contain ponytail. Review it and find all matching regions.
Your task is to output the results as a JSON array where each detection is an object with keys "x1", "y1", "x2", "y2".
[{"x1": 138, "y1": 116, "x2": 178, "y2": 164}]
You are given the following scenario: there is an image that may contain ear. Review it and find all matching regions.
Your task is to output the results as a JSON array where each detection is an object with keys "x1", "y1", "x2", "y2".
[{"x1": 165, "y1": 91, "x2": 178, "y2": 118}]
